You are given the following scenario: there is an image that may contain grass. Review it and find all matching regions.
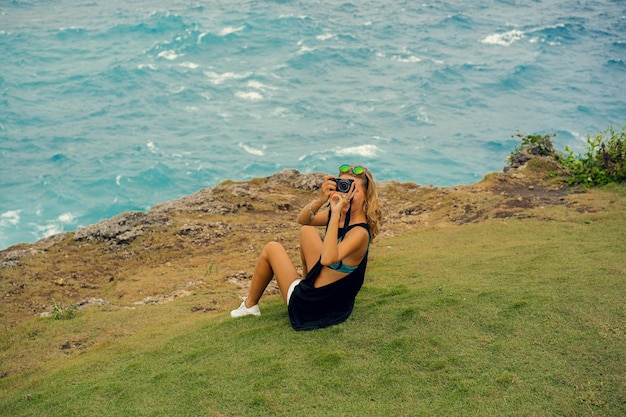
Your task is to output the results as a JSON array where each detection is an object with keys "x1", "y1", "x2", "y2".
[{"x1": 1, "y1": 188, "x2": 625, "y2": 416}]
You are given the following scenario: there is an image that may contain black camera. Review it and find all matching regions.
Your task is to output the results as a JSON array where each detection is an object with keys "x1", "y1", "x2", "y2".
[{"x1": 331, "y1": 178, "x2": 354, "y2": 193}]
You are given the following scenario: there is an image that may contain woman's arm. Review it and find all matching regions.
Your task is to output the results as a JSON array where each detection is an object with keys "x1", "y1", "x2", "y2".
[
  {"x1": 296, "y1": 198, "x2": 328, "y2": 226},
  {"x1": 320, "y1": 219, "x2": 368, "y2": 267},
  {"x1": 296, "y1": 175, "x2": 334, "y2": 226}
]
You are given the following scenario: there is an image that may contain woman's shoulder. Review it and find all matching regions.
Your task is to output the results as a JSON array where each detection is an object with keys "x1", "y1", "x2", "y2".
[
  {"x1": 347, "y1": 222, "x2": 369, "y2": 234},
  {"x1": 345, "y1": 223, "x2": 370, "y2": 243}
]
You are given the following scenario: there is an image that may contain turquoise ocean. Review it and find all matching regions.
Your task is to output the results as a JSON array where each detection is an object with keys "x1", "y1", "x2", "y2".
[{"x1": 1, "y1": 0, "x2": 625, "y2": 249}]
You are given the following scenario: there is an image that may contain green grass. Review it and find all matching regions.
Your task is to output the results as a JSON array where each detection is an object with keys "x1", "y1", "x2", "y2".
[{"x1": 1, "y1": 199, "x2": 625, "y2": 416}]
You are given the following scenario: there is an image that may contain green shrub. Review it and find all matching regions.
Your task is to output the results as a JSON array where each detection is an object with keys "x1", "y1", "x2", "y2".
[
  {"x1": 50, "y1": 300, "x2": 79, "y2": 320},
  {"x1": 561, "y1": 125, "x2": 626, "y2": 186},
  {"x1": 508, "y1": 126, "x2": 626, "y2": 187},
  {"x1": 506, "y1": 132, "x2": 560, "y2": 171}
]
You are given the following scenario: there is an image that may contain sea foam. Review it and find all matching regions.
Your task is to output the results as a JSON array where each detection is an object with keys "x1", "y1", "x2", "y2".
[
  {"x1": 335, "y1": 145, "x2": 380, "y2": 158},
  {"x1": 481, "y1": 30, "x2": 525, "y2": 46}
]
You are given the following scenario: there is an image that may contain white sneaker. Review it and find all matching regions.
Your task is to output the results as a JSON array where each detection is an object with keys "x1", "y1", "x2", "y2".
[{"x1": 230, "y1": 297, "x2": 261, "y2": 318}]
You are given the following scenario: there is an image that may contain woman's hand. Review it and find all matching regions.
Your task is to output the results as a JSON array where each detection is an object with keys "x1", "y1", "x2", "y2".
[
  {"x1": 329, "y1": 181, "x2": 356, "y2": 214},
  {"x1": 319, "y1": 175, "x2": 336, "y2": 203}
]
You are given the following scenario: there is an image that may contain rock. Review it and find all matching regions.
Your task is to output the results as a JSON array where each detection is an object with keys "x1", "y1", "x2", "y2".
[
  {"x1": 266, "y1": 169, "x2": 326, "y2": 191},
  {"x1": 77, "y1": 298, "x2": 109, "y2": 308},
  {"x1": 1, "y1": 247, "x2": 40, "y2": 268},
  {"x1": 73, "y1": 211, "x2": 170, "y2": 245}
]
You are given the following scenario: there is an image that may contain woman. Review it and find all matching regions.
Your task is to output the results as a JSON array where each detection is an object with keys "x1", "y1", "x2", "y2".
[{"x1": 230, "y1": 164, "x2": 382, "y2": 330}]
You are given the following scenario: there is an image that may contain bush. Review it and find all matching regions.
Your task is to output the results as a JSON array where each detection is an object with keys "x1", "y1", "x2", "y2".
[
  {"x1": 50, "y1": 300, "x2": 79, "y2": 320},
  {"x1": 507, "y1": 126, "x2": 626, "y2": 187},
  {"x1": 506, "y1": 132, "x2": 560, "y2": 171},
  {"x1": 561, "y1": 125, "x2": 626, "y2": 186}
]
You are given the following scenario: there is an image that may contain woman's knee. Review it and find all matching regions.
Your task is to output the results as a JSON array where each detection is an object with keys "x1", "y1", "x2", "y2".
[
  {"x1": 300, "y1": 225, "x2": 319, "y2": 242},
  {"x1": 262, "y1": 241, "x2": 285, "y2": 258},
  {"x1": 300, "y1": 226, "x2": 322, "y2": 263}
]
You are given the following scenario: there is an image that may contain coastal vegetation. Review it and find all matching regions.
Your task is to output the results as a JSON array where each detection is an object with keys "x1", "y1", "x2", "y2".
[
  {"x1": 0, "y1": 129, "x2": 624, "y2": 416},
  {"x1": 509, "y1": 125, "x2": 626, "y2": 186}
]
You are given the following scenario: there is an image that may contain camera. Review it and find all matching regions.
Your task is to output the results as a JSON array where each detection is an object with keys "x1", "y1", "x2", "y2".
[{"x1": 331, "y1": 178, "x2": 354, "y2": 193}]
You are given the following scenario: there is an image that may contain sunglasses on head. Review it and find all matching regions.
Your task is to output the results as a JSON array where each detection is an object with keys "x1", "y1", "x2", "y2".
[{"x1": 339, "y1": 164, "x2": 365, "y2": 175}]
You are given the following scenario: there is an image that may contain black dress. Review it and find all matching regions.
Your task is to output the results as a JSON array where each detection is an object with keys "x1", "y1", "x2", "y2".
[{"x1": 287, "y1": 223, "x2": 369, "y2": 331}]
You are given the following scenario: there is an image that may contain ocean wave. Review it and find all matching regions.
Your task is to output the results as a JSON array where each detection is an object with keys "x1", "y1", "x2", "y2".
[
  {"x1": 530, "y1": 22, "x2": 586, "y2": 46},
  {"x1": 334, "y1": 144, "x2": 380, "y2": 158},
  {"x1": 316, "y1": 33, "x2": 337, "y2": 41},
  {"x1": 204, "y1": 71, "x2": 252, "y2": 85},
  {"x1": 481, "y1": 30, "x2": 524, "y2": 46},
  {"x1": 605, "y1": 58, "x2": 625, "y2": 68},
  {"x1": 56, "y1": 27, "x2": 86, "y2": 39},
  {"x1": 179, "y1": 62, "x2": 199, "y2": 69},
  {"x1": 393, "y1": 55, "x2": 421, "y2": 63},
  {"x1": 34, "y1": 212, "x2": 77, "y2": 240},
  {"x1": 218, "y1": 26, "x2": 245, "y2": 37},
  {"x1": 612, "y1": 40, "x2": 626, "y2": 49},
  {"x1": 247, "y1": 80, "x2": 274, "y2": 90},
  {"x1": 157, "y1": 50, "x2": 179, "y2": 60},
  {"x1": 146, "y1": 141, "x2": 159, "y2": 153},
  {"x1": 498, "y1": 64, "x2": 548, "y2": 90},
  {"x1": 0, "y1": 210, "x2": 21, "y2": 227},
  {"x1": 235, "y1": 91, "x2": 263, "y2": 101},
  {"x1": 439, "y1": 13, "x2": 475, "y2": 30},
  {"x1": 239, "y1": 143, "x2": 266, "y2": 156}
]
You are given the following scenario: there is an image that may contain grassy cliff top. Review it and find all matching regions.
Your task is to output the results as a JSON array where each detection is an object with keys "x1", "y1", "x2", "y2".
[
  {"x1": 1, "y1": 160, "x2": 625, "y2": 416},
  {"x1": 0, "y1": 160, "x2": 597, "y2": 326}
]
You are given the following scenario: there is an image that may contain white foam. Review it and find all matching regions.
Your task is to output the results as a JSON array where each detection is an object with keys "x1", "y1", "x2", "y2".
[
  {"x1": 316, "y1": 33, "x2": 336, "y2": 41},
  {"x1": 32, "y1": 212, "x2": 76, "y2": 239},
  {"x1": 271, "y1": 107, "x2": 289, "y2": 116},
  {"x1": 0, "y1": 210, "x2": 21, "y2": 227},
  {"x1": 297, "y1": 44, "x2": 316, "y2": 54},
  {"x1": 204, "y1": 71, "x2": 251, "y2": 85},
  {"x1": 59, "y1": 27, "x2": 82, "y2": 32},
  {"x1": 219, "y1": 26, "x2": 245, "y2": 36},
  {"x1": 278, "y1": 14, "x2": 308, "y2": 20},
  {"x1": 157, "y1": 50, "x2": 179, "y2": 60},
  {"x1": 393, "y1": 55, "x2": 422, "y2": 63},
  {"x1": 36, "y1": 223, "x2": 63, "y2": 239},
  {"x1": 416, "y1": 107, "x2": 431, "y2": 123},
  {"x1": 481, "y1": 30, "x2": 524, "y2": 46},
  {"x1": 239, "y1": 143, "x2": 265, "y2": 156},
  {"x1": 116, "y1": 175, "x2": 123, "y2": 186},
  {"x1": 197, "y1": 31, "x2": 210, "y2": 44},
  {"x1": 57, "y1": 213, "x2": 75, "y2": 224},
  {"x1": 334, "y1": 144, "x2": 380, "y2": 158},
  {"x1": 147, "y1": 141, "x2": 158, "y2": 152},
  {"x1": 235, "y1": 91, "x2": 263, "y2": 101},
  {"x1": 180, "y1": 62, "x2": 199, "y2": 69},
  {"x1": 247, "y1": 80, "x2": 272, "y2": 90}
]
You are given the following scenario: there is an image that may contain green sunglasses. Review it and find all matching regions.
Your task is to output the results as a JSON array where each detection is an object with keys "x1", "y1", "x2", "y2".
[{"x1": 339, "y1": 164, "x2": 365, "y2": 175}]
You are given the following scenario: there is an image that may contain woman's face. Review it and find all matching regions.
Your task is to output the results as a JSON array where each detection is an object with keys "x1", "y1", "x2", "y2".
[{"x1": 339, "y1": 174, "x2": 367, "y2": 213}]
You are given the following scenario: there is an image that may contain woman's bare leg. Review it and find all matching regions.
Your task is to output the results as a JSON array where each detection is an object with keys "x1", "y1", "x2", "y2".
[
  {"x1": 246, "y1": 241, "x2": 300, "y2": 306},
  {"x1": 300, "y1": 226, "x2": 323, "y2": 277}
]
